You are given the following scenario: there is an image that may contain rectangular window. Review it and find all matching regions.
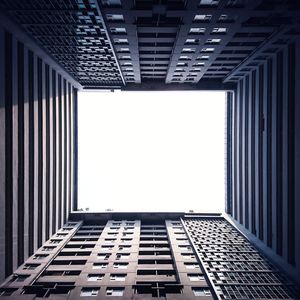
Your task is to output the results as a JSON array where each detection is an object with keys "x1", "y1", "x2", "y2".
[
  {"x1": 188, "y1": 274, "x2": 205, "y2": 281},
  {"x1": 185, "y1": 263, "x2": 200, "y2": 269},
  {"x1": 113, "y1": 263, "x2": 128, "y2": 269},
  {"x1": 93, "y1": 263, "x2": 108, "y2": 269},
  {"x1": 106, "y1": 288, "x2": 124, "y2": 296},
  {"x1": 192, "y1": 287, "x2": 211, "y2": 296},
  {"x1": 87, "y1": 274, "x2": 104, "y2": 282},
  {"x1": 110, "y1": 274, "x2": 126, "y2": 281},
  {"x1": 80, "y1": 288, "x2": 100, "y2": 297}
]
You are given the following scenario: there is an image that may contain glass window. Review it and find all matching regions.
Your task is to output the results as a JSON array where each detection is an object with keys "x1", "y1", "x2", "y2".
[
  {"x1": 106, "y1": 287, "x2": 124, "y2": 296},
  {"x1": 80, "y1": 288, "x2": 100, "y2": 297},
  {"x1": 192, "y1": 287, "x2": 211, "y2": 296}
]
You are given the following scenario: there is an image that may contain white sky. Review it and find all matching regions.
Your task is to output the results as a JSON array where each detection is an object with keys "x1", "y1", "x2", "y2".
[{"x1": 78, "y1": 90, "x2": 225, "y2": 213}]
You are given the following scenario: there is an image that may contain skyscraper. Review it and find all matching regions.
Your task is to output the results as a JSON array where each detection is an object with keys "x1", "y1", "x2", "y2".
[
  {"x1": 0, "y1": 0, "x2": 300, "y2": 298},
  {"x1": 1, "y1": 214, "x2": 299, "y2": 299}
]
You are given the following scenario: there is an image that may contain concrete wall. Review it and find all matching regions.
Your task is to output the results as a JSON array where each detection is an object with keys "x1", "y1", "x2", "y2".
[
  {"x1": 226, "y1": 40, "x2": 300, "y2": 278},
  {"x1": 0, "y1": 18, "x2": 78, "y2": 281}
]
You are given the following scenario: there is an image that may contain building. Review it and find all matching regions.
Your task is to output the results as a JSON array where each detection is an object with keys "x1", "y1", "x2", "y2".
[
  {"x1": 0, "y1": 0, "x2": 300, "y2": 297},
  {"x1": 0, "y1": 213, "x2": 299, "y2": 299}
]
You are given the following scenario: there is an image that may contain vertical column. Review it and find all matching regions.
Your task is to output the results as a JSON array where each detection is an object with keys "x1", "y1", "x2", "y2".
[
  {"x1": 48, "y1": 66, "x2": 53, "y2": 237},
  {"x1": 12, "y1": 34, "x2": 19, "y2": 274},
  {"x1": 28, "y1": 50, "x2": 35, "y2": 256},
  {"x1": 41, "y1": 60, "x2": 47, "y2": 244},
  {"x1": 281, "y1": 45, "x2": 289, "y2": 261},
  {"x1": 17, "y1": 41, "x2": 25, "y2": 267},
  {"x1": 4, "y1": 31, "x2": 13, "y2": 277},
  {"x1": 23, "y1": 45, "x2": 30, "y2": 261},
  {"x1": 294, "y1": 40, "x2": 300, "y2": 271},
  {"x1": 57, "y1": 74, "x2": 62, "y2": 229},
  {"x1": 271, "y1": 53, "x2": 278, "y2": 253},
  {"x1": 0, "y1": 27, "x2": 6, "y2": 281}
]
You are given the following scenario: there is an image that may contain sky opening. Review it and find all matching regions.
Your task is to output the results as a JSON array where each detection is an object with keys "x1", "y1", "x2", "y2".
[{"x1": 78, "y1": 90, "x2": 225, "y2": 213}]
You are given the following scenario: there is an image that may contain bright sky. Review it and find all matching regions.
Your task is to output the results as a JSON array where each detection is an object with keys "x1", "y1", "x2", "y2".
[{"x1": 78, "y1": 90, "x2": 225, "y2": 213}]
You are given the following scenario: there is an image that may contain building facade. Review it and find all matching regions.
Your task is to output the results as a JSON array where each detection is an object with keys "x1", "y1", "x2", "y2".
[
  {"x1": 1, "y1": 0, "x2": 300, "y2": 293},
  {"x1": 0, "y1": 214, "x2": 299, "y2": 299}
]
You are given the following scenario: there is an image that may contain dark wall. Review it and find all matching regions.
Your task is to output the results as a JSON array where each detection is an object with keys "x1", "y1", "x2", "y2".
[
  {"x1": 226, "y1": 40, "x2": 300, "y2": 277},
  {"x1": 0, "y1": 21, "x2": 78, "y2": 281}
]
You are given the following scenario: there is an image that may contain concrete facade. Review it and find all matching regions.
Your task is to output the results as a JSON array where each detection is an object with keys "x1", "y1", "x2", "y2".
[{"x1": 0, "y1": 214, "x2": 299, "y2": 299}]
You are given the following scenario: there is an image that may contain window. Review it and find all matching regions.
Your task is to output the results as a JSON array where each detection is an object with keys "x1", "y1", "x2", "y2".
[
  {"x1": 12, "y1": 275, "x2": 29, "y2": 282},
  {"x1": 118, "y1": 245, "x2": 131, "y2": 251},
  {"x1": 192, "y1": 287, "x2": 212, "y2": 296},
  {"x1": 87, "y1": 274, "x2": 104, "y2": 282},
  {"x1": 23, "y1": 264, "x2": 39, "y2": 270},
  {"x1": 116, "y1": 253, "x2": 130, "y2": 260},
  {"x1": 181, "y1": 48, "x2": 195, "y2": 53},
  {"x1": 93, "y1": 263, "x2": 108, "y2": 269},
  {"x1": 80, "y1": 288, "x2": 100, "y2": 297},
  {"x1": 206, "y1": 38, "x2": 221, "y2": 44},
  {"x1": 114, "y1": 38, "x2": 128, "y2": 44},
  {"x1": 113, "y1": 263, "x2": 128, "y2": 269},
  {"x1": 188, "y1": 274, "x2": 205, "y2": 281},
  {"x1": 194, "y1": 14, "x2": 212, "y2": 22},
  {"x1": 212, "y1": 27, "x2": 227, "y2": 34},
  {"x1": 32, "y1": 254, "x2": 48, "y2": 260},
  {"x1": 106, "y1": 14, "x2": 124, "y2": 21},
  {"x1": 101, "y1": 245, "x2": 114, "y2": 251},
  {"x1": 110, "y1": 274, "x2": 126, "y2": 281},
  {"x1": 199, "y1": 0, "x2": 219, "y2": 6},
  {"x1": 201, "y1": 47, "x2": 215, "y2": 53},
  {"x1": 104, "y1": 238, "x2": 116, "y2": 243},
  {"x1": 106, "y1": 287, "x2": 124, "y2": 296},
  {"x1": 97, "y1": 253, "x2": 111, "y2": 260},
  {"x1": 182, "y1": 253, "x2": 196, "y2": 259},
  {"x1": 185, "y1": 263, "x2": 200, "y2": 269},
  {"x1": 189, "y1": 28, "x2": 206, "y2": 34},
  {"x1": 110, "y1": 27, "x2": 127, "y2": 34}
]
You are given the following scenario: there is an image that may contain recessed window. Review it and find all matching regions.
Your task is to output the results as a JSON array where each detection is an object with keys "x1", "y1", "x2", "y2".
[
  {"x1": 206, "y1": 38, "x2": 221, "y2": 44},
  {"x1": 12, "y1": 275, "x2": 29, "y2": 282},
  {"x1": 110, "y1": 274, "x2": 126, "y2": 281},
  {"x1": 188, "y1": 274, "x2": 205, "y2": 281},
  {"x1": 116, "y1": 253, "x2": 130, "y2": 260},
  {"x1": 106, "y1": 287, "x2": 124, "y2": 296},
  {"x1": 87, "y1": 274, "x2": 104, "y2": 282},
  {"x1": 199, "y1": 0, "x2": 219, "y2": 6},
  {"x1": 23, "y1": 264, "x2": 39, "y2": 270},
  {"x1": 111, "y1": 27, "x2": 127, "y2": 34},
  {"x1": 194, "y1": 14, "x2": 212, "y2": 22},
  {"x1": 113, "y1": 263, "x2": 128, "y2": 269},
  {"x1": 212, "y1": 27, "x2": 227, "y2": 34},
  {"x1": 182, "y1": 253, "x2": 196, "y2": 259},
  {"x1": 197, "y1": 55, "x2": 209, "y2": 60},
  {"x1": 118, "y1": 47, "x2": 130, "y2": 52},
  {"x1": 80, "y1": 288, "x2": 100, "y2": 297},
  {"x1": 185, "y1": 263, "x2": 200, "y2": 269},
  {"x1": 179, "y1": 55, "x2": 191, "y2": 60},
  {"x1": 106, "y1": 14, "x2": 124, "y2": 22},
  {"x1": 97, "y1": 253, "x2": 111, "y2": 260},
  {"x1": 189, "y1": 28, "x2": 206, "y2": 34},
  {"x1": 176, "y1": 62, "x2": 187, "y2": 66},
  {"x1": 182, "y1": 48, "x2": 195, "y2": 53},
  {"x1": 93, "y1": 263, "x2": 108, "y2": 269},
  {"x1": 118, "y1": 245, "x2": 131, "y2": 251},
  {"x1": 201, "y1": 47, "x2": 215, "y2": 53},
  {"x1": 32, "y1": 254, "x2": 48, "y2": 260},
  {"x1": 185, "y1": 38, "x2": 198, "y2": 44},
  {"x1": 114, "y1": 38, "x2": 128, "y2": 44},
  {"x1": 192, "y1": 287, "x2": 212, "y2": 296}
]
